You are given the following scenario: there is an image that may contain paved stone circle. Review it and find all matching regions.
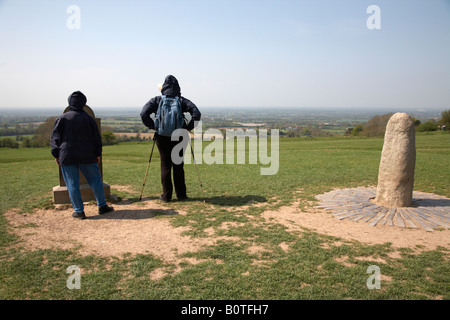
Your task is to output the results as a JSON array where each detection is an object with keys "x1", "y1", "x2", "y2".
[{"x1": 315, "y1": 187, "x2": 450, "y2": 232}]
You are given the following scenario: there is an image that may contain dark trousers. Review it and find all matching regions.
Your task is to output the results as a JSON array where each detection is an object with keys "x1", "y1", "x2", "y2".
[{"x1": 155, "y1": 134, "x2": 187, "y2": 201}]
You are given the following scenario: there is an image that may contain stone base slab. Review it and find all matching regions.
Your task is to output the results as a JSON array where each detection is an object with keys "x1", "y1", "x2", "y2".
[
  {"x1": 53, "y1": 183, "x2": 111, "y2": 204},
  {"x1": 315, "y1": 187, "x2": 449, "y2": 232}
]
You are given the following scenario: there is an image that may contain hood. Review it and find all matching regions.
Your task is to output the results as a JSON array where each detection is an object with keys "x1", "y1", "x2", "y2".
[
  {"x1": 68, "y1": 91, "x2": 87, "y2": 111},
  {"x1": 161, "y1": 75, "x2": 181, "y2": 97}
]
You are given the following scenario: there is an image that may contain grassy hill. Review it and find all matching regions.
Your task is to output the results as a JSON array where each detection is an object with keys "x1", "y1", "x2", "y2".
[{"x1": 0, "y1": 132, "x2": 448, "y2": 300}]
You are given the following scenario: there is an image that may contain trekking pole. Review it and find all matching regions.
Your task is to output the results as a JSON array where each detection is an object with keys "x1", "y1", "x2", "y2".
[
  {"x1": 139, "y1": 137, "x2": 156, "y2": 201},
  {"x1": 188, "y1": 138, "x2": 206, "y2": 195}
]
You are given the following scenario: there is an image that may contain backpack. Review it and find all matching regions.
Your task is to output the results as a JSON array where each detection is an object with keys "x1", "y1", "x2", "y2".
[{"x1": 155, "y1": 95, "x2": 185, "y2": 137}]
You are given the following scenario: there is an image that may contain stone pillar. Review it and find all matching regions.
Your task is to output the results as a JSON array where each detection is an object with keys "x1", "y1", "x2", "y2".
[
  {"x1": 374, "y1": 113, "x2": 416, "y2": 207},
  {"x1": 52, "y1": 105, "x2": 111, "y2": 204}
]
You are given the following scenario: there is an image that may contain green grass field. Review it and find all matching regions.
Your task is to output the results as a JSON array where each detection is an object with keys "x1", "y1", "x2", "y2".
[{"x1": 0, "y1": 132, "x2": 449, "y2": 300}]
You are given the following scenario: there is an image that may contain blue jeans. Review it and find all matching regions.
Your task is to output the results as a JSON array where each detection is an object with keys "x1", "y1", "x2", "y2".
[{"x1": 61, "y1": 163, "x2": 107, "y2": 213}]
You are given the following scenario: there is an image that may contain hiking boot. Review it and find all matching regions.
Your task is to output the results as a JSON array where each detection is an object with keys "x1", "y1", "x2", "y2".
[
  {"x1": 159, "y1": 195, "x2": 170, "y2": 203},
  {"x1": 72, "y1": 211, "x2": 86, "y2": 220},
  {"x1": 99, "y1": 205, "x2": 114, "y2": 215}
]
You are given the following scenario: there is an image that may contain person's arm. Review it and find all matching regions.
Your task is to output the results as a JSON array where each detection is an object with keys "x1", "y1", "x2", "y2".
[
  {"x1": 181, "y1": 97, "x2": 201, "y2": 131},
  {"x1": 91, "y1": 118, "x2": 103, "y2": 158},
  {"x1": 140, "y1": 96, "x2": 160, "y2": 129},
  {"x1": 50, "y1": 117, "x2": 62, "y2": 162}
]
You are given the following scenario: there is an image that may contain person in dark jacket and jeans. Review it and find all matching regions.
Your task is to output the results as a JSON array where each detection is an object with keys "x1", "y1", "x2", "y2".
[
  {"x1": 51, "y1": 91, "x2": 113, "y2": 219},
  {"x1": 140, "y1": 75, "x2": 201, "y2": 202}
]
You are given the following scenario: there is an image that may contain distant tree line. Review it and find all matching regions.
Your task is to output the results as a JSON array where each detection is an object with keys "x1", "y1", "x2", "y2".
[
  {"x1": 0, "y1": 117, "x2": 148, "y2": 148},
  {"x1": 101, "y1": 130, "x2": 153, "y2": 145},
  {"x1": 0, "y1": 115, "x2": 49, "y2": 125},
  {"x1": 348, "y1": 109, "x2": 449, "y2": 137},
  {"x1": 0, "y1": 137, "x2": 20, "y2": 148},
  {"x1": 0, "y1": 123, "x2": 39, "y2": 136},
  {"x1": 0, "y1": 117, "x2": 56, "y2": 148},
  {"x1": 284, "y1": 126, "x2": 336, "y2": 138}
]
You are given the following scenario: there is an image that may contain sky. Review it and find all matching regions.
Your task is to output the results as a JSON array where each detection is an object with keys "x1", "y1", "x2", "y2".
[{"x1": 0, "y1": 0, "x2": 449, "y2": 110}]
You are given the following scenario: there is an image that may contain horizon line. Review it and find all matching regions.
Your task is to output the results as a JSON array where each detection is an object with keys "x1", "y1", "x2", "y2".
[{"x1": 0, "y1": 106, "x2": 446, "y2": 111}]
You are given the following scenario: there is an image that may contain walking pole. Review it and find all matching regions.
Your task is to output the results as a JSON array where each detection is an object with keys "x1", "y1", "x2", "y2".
[
  {"x1": 188, "y1": 138, "x2": 206, "y2": 195},
  {"x1": 139, "y1": 137, "x2": 156, "y2": 201}
]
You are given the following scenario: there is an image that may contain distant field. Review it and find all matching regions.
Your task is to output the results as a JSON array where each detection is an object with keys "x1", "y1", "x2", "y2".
[
  {"x1": 0, "y1": 132, "x2": 448, "y2": 300},
  {"x1": 114, "y1": 132, "x2": 154, "y2": 140}
]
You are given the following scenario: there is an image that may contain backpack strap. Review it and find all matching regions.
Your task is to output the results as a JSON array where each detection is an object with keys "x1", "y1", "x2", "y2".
[{"x1": 157, "y1": 95, "x2": 166, "y2": 110}]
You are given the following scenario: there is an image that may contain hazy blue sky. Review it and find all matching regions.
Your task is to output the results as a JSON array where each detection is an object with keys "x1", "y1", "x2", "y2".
[{"x1": 0, "y1": 0, "x2": 449, "y2": 110}]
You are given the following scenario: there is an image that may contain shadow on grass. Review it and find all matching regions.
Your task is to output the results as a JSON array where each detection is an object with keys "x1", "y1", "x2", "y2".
[
  {"x1": 88, "y1": 208, "x2": 178, "y2": 220},
  {"x1": 116, "y1": 195, "x2": 268, "y2": 207},
  {"x1": 189, "y1": 195, "x2": 267, "y2": 207}
]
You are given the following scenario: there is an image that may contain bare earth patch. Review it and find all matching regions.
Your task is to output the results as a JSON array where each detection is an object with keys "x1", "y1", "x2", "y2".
[
  {"x1": 5, "y1": 192, "x2": 449, "y2": 268},
  {"x1": 262, "y1": 201, "x2": 450, "y2": 251},
  {"x1": 5, "y1": 200, "x2": 215, "y2": 263}
]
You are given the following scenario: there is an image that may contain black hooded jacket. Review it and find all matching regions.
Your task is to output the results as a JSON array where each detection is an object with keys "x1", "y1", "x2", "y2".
[
  {"x1": 50, "y1": 91, "x2": 102, "y2": 165},
  {"x1": 140, "y1": 75, "x2": 201, "y2": 131}
]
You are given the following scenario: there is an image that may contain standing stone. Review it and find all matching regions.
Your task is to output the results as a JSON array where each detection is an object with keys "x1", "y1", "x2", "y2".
[{"x1": 375, "y1": 113, "x2": 416, "y2": 207}]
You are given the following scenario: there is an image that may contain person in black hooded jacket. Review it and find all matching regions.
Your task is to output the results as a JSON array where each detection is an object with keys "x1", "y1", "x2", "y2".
[
  {"x1": 140, "y1": 75, "x2": 201, "y2": 202},
  {"x1": 51, "y1": 91, "x2": 113, "y2": 219}
]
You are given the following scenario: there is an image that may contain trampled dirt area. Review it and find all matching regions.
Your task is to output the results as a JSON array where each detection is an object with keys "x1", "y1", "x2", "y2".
[
  {"x1": 5, "y1": 200, "x2": 207, "y2": 262},
  {"x1": 261, "y1": 201, "x2": 450, "y2": 251},
  {"x1": 5, "y1": 186, "x2": 450, "y2": 265}
]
